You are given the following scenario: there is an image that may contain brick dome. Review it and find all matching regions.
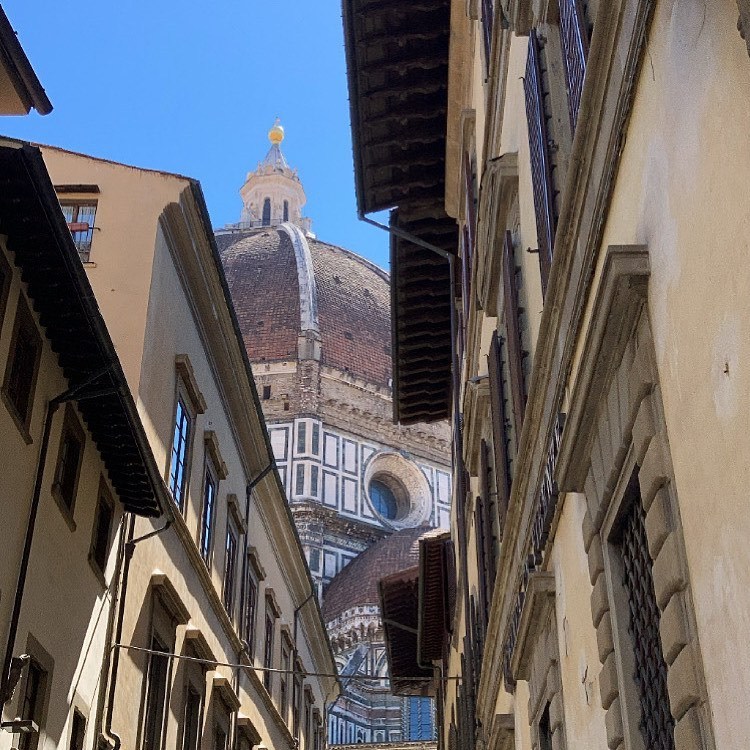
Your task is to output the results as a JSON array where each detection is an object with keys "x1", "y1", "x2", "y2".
[
  {"x1": 218, "y1": 226, "x2": 392, "y2": 387},
  {"x1": 322, "y1": 526, "x2": 426, "y2": 623}
]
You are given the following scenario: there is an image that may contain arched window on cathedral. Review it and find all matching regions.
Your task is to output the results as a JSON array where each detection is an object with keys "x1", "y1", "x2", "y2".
[
  {"x1": 262, "y1": 198, "x2": 271, "y2": 226},
  {"x1": 283, "y1": 200, "x2": 289, "y2": 222}
]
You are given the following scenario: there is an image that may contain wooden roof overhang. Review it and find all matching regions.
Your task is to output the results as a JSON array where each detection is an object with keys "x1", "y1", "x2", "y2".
[
  {"x1": 417, "y1": 532, "x2": 454, "y2": 666},
  {"x1": 0, "y1": 142, "x2": 161, "y2": 516},
  {"x1": 378, "y1": 566, "x2": 433, "y2": 697},
  {"x1": 342, "y1": 0, "x2": 456, "y2": 424}
]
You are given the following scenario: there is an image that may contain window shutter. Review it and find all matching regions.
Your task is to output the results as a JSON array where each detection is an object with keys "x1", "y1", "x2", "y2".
[
  {"x1": 524, "y1": 30, "x2": 556, "y2": 296},
  {"x1": 559, "y1": 0, "x2": 590, "y2": 130},
  {"x1": 502, "y1": 230, "x2": 527, "y2": 436},
  {"x1": 487, "y1": 331, "x2": 511, "y2": 536},
  {"x1": 479, "y1": 440, "x2": 497, "y2": 617}
]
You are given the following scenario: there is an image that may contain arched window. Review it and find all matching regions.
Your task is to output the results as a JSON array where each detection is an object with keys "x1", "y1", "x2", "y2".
[
  {"x1": 262, "y1": 198, "x2": 271, "y2": 226},
  {"x1": 283, "y1": 200, "x2": 289, "y2": 222}
]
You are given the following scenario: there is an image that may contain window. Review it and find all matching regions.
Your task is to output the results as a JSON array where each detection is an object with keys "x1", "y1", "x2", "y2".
[
  {"x1": 296, "y1": 422, "x2": 307, "y2": 452},
  {"x1": 3, "y1": 295, "x2": 42, "y2": 433},
  {"x1": 243, "y1": 573, "x2": 258, "y2": 650},
  {"x1": 18, "y1": 658, "x2": 47, "y2": 750},
  {"x1": 263, "y1": 600, "x2": 276, "y2": 692},
  {"x1": 280, "y1": 639, "x2": 291, "y2": 721},
  {"x1": 223, "y1": 525, "x2": 237, "y2": 617},
  {"x1": 262, "y1": 385, "x2": 271, "y2": 400},
  {"x1": 295, "y1": 464, "x2": 305, "y2": 496},
  {"x1": 616, "y1": 480, "x2": 675, "y2": 750},
  {"x1": 283, "y1": 200, "x2": 289, "y2": 222},
  {"x1": 199, "y1": 461, "x2": 218, "y2": 564},
  {"x1": 308, "y1": 548, "x2": 320, "y2": 572},
  {"x1": 370, "y1": 480, "x2": 398, "y2": 520},
  {"x1": 182, "y1": 686, "x2": 202, "y2": 750},
  {"x1": 310, "y1": 466, "x2": 319, "y2": 497},
  {"x1": 262, "y1": 198, "x2": 271, "y2": 226},
  {"x1": 52, "y1": 404, "x2": 86, "y2": 517},
  {"x1": 143, "y1": 635, "x2": 170, "y2": 750},
  {"x1": 213, "y1": 726, "x2": 227, "y2": 750},
  {"x1": 61, "y1": 202, "x2": 97, "y2": 262},
  {"x1": 311, "y1": 424, "x2": 320, "y2": 455},
  {"x1": 292, "y1": 670, "x2": 303, "y2": 739},
  {"x1": 169, "y1": 396, "x2": 192, "y2": 509},
  {"x1": 90, "y1": 483, "x2": 114, "y2": 575},
  {"x1": 69, "y1": 710, "x2": 86, "y2": 750},
  {"x1": 407, "y1": 697, "x2": 434, "y2": 741}
]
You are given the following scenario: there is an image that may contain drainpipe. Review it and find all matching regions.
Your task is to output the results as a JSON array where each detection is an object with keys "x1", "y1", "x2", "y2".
[
  {"x1": 0, "y1": 366, "x2": 118, "y2": 705},
  {"x1": 357, "y1": 210, "x2": 475, "y2": 731}
]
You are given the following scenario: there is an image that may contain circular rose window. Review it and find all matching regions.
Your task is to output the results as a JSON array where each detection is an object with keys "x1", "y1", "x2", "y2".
[{"x1": 364, "y1": 452, "x2": 432, "y2": 528}]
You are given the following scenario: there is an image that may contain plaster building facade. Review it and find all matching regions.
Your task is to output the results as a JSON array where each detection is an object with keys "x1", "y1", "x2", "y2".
[
  {"x1": 32, "y1": 143, "x2": 338, "y2": 750},
  {"x1": 344, "y1": 2, "x2": 750, "y2": 750},
  {"x1": 218, "y1": 125, "x2": 453, "y2": 745}
]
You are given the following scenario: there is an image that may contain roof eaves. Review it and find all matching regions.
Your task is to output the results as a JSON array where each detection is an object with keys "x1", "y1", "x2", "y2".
[{"x1": 0, "y1": 7, "x2": 52, "y2": 115}]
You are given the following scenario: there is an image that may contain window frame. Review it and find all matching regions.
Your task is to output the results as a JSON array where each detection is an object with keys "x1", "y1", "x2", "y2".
[
  {"x1": 89, "y1": 478, "x2": 115, "y2": 581},
  {"x1": 16, "y1": 635, "x2": 53, "y2": 750},
  {"x1": 199, "y1": 457, "x2": 219, "y2": 567},
  {"x1": 51, "y1": 402, "x2": 86, "y2": 528},
  {"x1": 222, "y1": 521, "x2": 238, "y2": 618},
  {"x1": 69, "y1": 708, "x2": 87, "y2": 750},
  {"x1": 59, "y1": 200, "x2": 97, "y2": 263},
  {"x1": 2, "y1": 292, "x2": 43, "y2": 441},
  {"x1": 263, "y1": 595, "x2": 278, "y2": 693},
  {"x1": 168, "y1": 392, "x2": 195, "y2": 511}
]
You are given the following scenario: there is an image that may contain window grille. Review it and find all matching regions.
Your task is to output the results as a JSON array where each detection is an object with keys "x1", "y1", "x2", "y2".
[
  {"x1": 558, "y1": 0, "x2": 590, "y2": 130},
  {"x1": 524, "y1": 30, "x2": 557, "y2": 297},
  {"x1": 620, "y1": 488, "x2": 676, "y2": 750}
]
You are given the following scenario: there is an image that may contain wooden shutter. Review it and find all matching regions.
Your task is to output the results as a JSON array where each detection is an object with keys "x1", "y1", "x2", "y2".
[
  {"x1": 478, "y1": 440, "x2": 497, "y2": 621},
  {"x1": 502, "y1": 230, "x2": 527, "y2": 436},
  {"x1": 487, "y1": 331, "x2": 511, "y2": 537},
  {"x1": 524, "y1": 30, "x2": 556, "y2": 297},
  {"x1": 559, "y1": 0, "x2": 590, "y2": 130}
]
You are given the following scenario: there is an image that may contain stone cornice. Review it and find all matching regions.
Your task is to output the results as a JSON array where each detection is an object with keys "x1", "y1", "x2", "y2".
[{"x1": 476, "y1": 0, "x2": 657, "y2": 724}]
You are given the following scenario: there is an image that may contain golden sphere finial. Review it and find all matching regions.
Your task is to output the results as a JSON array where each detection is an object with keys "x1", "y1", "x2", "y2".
[{"x1": 268, "y1": 118, "x2": 284, "y2": 145}]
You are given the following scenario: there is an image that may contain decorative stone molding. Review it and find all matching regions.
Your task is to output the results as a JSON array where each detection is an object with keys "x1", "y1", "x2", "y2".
[
  {"x1": 183, "y1": 625, "x2": 218, "y2": 668},
  {"x1": 151, "y1": 570, "x2": 190, "y2": 624},
  {"x1": 212, "y1": 674, "x2": 241, "y2": 712},
  {"x1": 509, "y1": 571, "x2": 555, "y2": 681},
  {"x1": 557, "y1": 245, "x2": 715, "y2": 750},
  {"x1": 175, "y1": 353, "x2": 207, "y2": 414},
  {"x1": 227, "y1": 493, "x2": 246, "y2": 533},
  {"x1": 488, "y1": 714, "x2": 514, "y2": 750},
  {"x1": 477, "y1": 153, "x2": 518, "y2": 312},
  {"x1": 204, "y1": 430, "x2": 229, "y2": 480},
  {"x1": 501, "y1": 0, "x2": 533, "y2": 34}
]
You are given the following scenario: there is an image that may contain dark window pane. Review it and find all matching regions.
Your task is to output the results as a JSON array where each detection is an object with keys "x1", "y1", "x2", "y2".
[
  {"x1": 92, "y1": 492, "x2": 114, "y2": 571},
  {"x1": 56, "y1": 432, "x2": 82, "y2": 509},
  {"x1": 19, "y1": 659, "x2": 46, "y2": 750},
  {"x1": 223, "y1": 528, "x2": 237, "y2": 615},
  {"x1": 262, "y1": 199, "x2": 271, "y2": 226},
  {"x1": 143, "y1": 637, "x2": 169, "y2": 750},
  {"x1": 199, "y1": 470, "x2": 216, "y2": 562},
  {"x1": 213, "y1": 726, "x2": 227, "y2": 750},
  {"x1": 7, "y1": 324, "x2": 40, "y2": 424},
  {"x1": 264, "y1": 611, "x2": 275, "y2": 691},
  {"x1": 70, "y1": 710, "x2": 86, "y2": 750},
  {"x1": 182, "y1": 686, "x2": 201, "y2": 750}
]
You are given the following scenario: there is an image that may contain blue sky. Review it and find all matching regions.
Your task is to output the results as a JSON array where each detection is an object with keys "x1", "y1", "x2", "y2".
[{"x1": 3, "y1": 0, "x2": 391, "y2": 268}]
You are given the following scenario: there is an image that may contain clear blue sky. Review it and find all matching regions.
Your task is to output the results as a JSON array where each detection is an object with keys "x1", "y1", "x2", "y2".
[{"x1": 2, "y1": 0, "x2": 391, "y2": 268}]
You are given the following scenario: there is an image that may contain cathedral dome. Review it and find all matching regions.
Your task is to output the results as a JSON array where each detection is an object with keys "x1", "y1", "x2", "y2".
[
  {"x1": 321, "y1": 526, "x2": 426, "y2": 623},
  {"x1": 218, "y1": 225, "x2": 392, "y2": 388}
]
